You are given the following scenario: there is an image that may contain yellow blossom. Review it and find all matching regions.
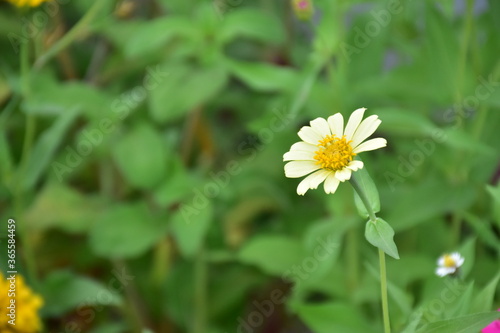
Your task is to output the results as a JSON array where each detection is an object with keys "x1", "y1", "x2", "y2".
[
  {"x1": 0, "y1": 272, "x2": 43, "y2": 333},
  {"x1": 5, "y1": 0, "x2": 50, "y2": 8}
]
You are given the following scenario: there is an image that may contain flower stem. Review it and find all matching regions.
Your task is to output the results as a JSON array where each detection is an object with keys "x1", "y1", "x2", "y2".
[
  {"x1": 349, "y1": 177, "x2": 376, "y2": 222},
  {"x1": 349, "y1": 178, "x2": 391, "y2": 333},
  {"x1": 34, "y1": 0, "x2": 110, "y2": 69},
  {"x1": 15, "y1": 38, "x2": 39, "y2": 288},
  {"x1": 346, "y1": 227, "x2": 359, "y2": 291},
  {"x1": 378, "y1": 248, "x2": 391, "y2": 333}
]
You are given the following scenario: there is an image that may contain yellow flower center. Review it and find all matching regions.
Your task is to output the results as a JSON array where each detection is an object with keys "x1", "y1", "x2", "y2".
[
  {"x1": 443, "y1": 255, "x2": 456, "y2": 268},
  {"x1": 313, "y1": 135, "x2": 356, "y2": 171}
]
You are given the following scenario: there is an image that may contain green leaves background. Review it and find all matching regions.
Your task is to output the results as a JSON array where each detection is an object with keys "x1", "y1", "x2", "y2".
[{"x1": 0, "y1": 0, "x2": 499, "y2": 332}]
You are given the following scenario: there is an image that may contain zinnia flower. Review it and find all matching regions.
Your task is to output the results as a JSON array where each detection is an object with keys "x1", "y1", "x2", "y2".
[
  {"x1": 0, "y1": 272, "x2": 43, "y2": 332},
  {"x1": 5, "y1": 0, "x2": 49, "y2": 7},
  {"x1": 435, "y1": 252, "x2": 464, "y2": 277},
  {"x1": 284, "y1": 108, "x2": 386, "y2": 195}
]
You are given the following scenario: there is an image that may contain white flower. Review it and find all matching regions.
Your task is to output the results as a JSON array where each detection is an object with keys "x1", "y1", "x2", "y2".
[
  {"x1": 435, "y1": 252, "x2": 464, "y2": 277},
  {"x1": 283, "y1": 108, "x2": 387, "y2": 195}
]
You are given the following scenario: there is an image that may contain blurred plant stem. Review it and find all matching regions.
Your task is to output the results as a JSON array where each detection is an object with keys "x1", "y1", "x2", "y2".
[
  {"x1": 346, "y1": 227, "x2": 359, "y2": 291},
  {"x1": 151, "y1": 237, "x2": 171, "y2": 288},
  {"x1": 349, "y1": 177, "x2": 391, "y2": 333},
  {"x1": 454, "y1": 0, "x2": 474, "y2": 117},
  {"x1": 34, "y1": 0, "x2": 111, "y2": 69},
  {"x1": 450, "y1": 0, "x2": 474, "y2": 243},
  {"x1": 288, "y1": 59, "x2": 323, "y2": 119},
  {"x1": 99, "y1": 163, "x2": 151, "y2": 331},
  {"x1": 473, "y1": 62, "x2": 500, "y2": 140},
  {"x1": 14, "y1": 39, "x2": 38, "y2": 288},
  {"x1": 113, "y1": 261, "x2": 148, "y2": 332},
  {"x1": 193, "y1": 246, "x2": 208, "y2": 333},
  {"x1": 451, "y1": 212, "x2": 463, "y2": 248}
]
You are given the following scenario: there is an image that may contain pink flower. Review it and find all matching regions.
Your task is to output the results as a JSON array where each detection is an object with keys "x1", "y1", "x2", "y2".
[
  {"x1": 482, "y1": 309, "x2": 500, "y2": 333},
  {"x1": 291, "y1": 0, "x2": 314, "y2": 20},
  {"x1": 298, "y1": 0, "x2": 308, "y2": 9}
]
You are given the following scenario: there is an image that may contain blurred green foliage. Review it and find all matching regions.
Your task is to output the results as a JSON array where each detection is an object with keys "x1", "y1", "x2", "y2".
[{"x1": 0, "y1": 0, "x2": 499, "y2": 332}]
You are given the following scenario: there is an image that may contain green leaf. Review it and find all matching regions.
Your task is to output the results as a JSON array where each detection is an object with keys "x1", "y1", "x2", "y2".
[
  {"x1": 0, "y1": 131, "x2": 13, "y2": 184},
  {"x1": 153, "y1": 155, "x2": 194, "y2": 207},
  {"x1": 301, "y1": 219, "x2": 350, "y2": 284},
  {"x1": 311, "y1": 7, "x2": 340, "y2": 60},
  {"x1": 295, "y1": 302, "x2": 378, "y2": 333},
  {"x1": 23, "y1": 182, "x2": 104, "y2": 233},
  {"x1": 458, "y1": 237, "x2": 475, "y2": 279},
  {"x1": 23, "y1": 73, "x2": 113, "y2": 118},
  {"x1": 149, "y1": 62, "x2": 228, "y2": 123},
  {"x1": 218, "y1": 9, "x2": 285, "y2": 45},
  {"x1": 352, "y1": 163, "x2": 380, "y2": 218},
  {"x1": 171, "y1": 200, "x2": 213, "y2": 258},
  {"x1": 384, "y1": 178, "x2": 475, "y2": 232},
  {"x1": 442, "y1": 128, "x2": 494, "y2": 155},
  {"x1": 423, "y1": 3, "x2": 461, "y2": 100},
  {"x1": 375, "y1": 108, "x2": 437, "y2": 137},
  {"x1": 226, "y1": 59, "x2": 298, "y2": 92},
  {"x1": 41, "y1": 270, "x2": 122, "y2": 316},
  {"x1": 112, "y1": 123, "x2": 167, "y2": 189},
  {"x1": 365, "y1": 218, "x2": 399, "y2": 259},
  {"x1": 463, "y1": 213, "x2": 500, "y2": 253},
  {"x1": 471, "y1": 273, "x2": 500, "y2": 313},
  {"x1": 401, "y1": 309, "x2": 423, "y2": 333},
  {"x1": 486, "y1": 184, "x2": 500, "y2": 228},
  {"x1": 89, "y1": 203, "x2": 166, "y2": 258},
  {"x1": 365, "y1": 262, "x2": 412, "y2": 316},
  {"x1": 415, "y1": 311, "x2": 500, "y2": 333},
  {"x1": 88, "y1": 323, "x2": 129, "y2": 333},
  {"x1": 125, "y1": 16, "x2": 197, "y2": 58},
  {"x1": 448, "y1": 281, "x2": 474, "y2": 317},
  {"x1": 238, "y1": 235, "x2": 305, "y2": 276},
  {"x1": 22, "y1": 108, "x2": 79, "y2": 190}
]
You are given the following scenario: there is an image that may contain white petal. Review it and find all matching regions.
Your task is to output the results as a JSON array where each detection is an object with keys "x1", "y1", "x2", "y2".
[
  {"x1": 283, "y1": 150, "x2": 315, "y2": 161},
  {"x1": 353, "y1": 138, "x2": 387, "y2": 153},
  {"x1": 451, "y1": 253, "x2": 464, "y2": 267},
  {"x1": 351, "y1": 115, "x2": 382, "y2": 148},
  {"x1": 296, "y1": 170, "x2": 331, "y2": 195},
  {"x1": 346, "y1": 160, "x2": 364, "y2": 171},
  {"x1": 327, "y1": 113, "x2": 344, "y2": 137},
  {"x1": 436, "y1": 267, "x2": 455, "y2": 277},
  {"x1": 323, "y1": 173, "x2": 340, "y2": 194},
  {"x1": 289, "y1": 142, "x2": 318, "y2": 153},
  {"x1": 335, "y1": 168, "x2": 352, "y2": 182},
  {"x1": 344, "y1": 108, "x2": 366, "y2": 141},
  {"x1": 437, "y1": 256, "x2": 445, "y2": 266},
  {"x1": 309, "y1": 117, "x2": 331, "y2": 138},
  {"x1": 284, "y1": 161, "x2": 319, "y2": 178},
  {"x1": 298, "y1": 126, "x2": 322, "y2": 145}
]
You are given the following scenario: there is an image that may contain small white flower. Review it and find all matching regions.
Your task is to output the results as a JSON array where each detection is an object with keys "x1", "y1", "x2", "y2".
[
  {"x1": 283, "y1": 108, "x2": 387, "y2": 195},
  {"x1": 435, "y1": 252, "x2": 464, "y2": 277}
]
